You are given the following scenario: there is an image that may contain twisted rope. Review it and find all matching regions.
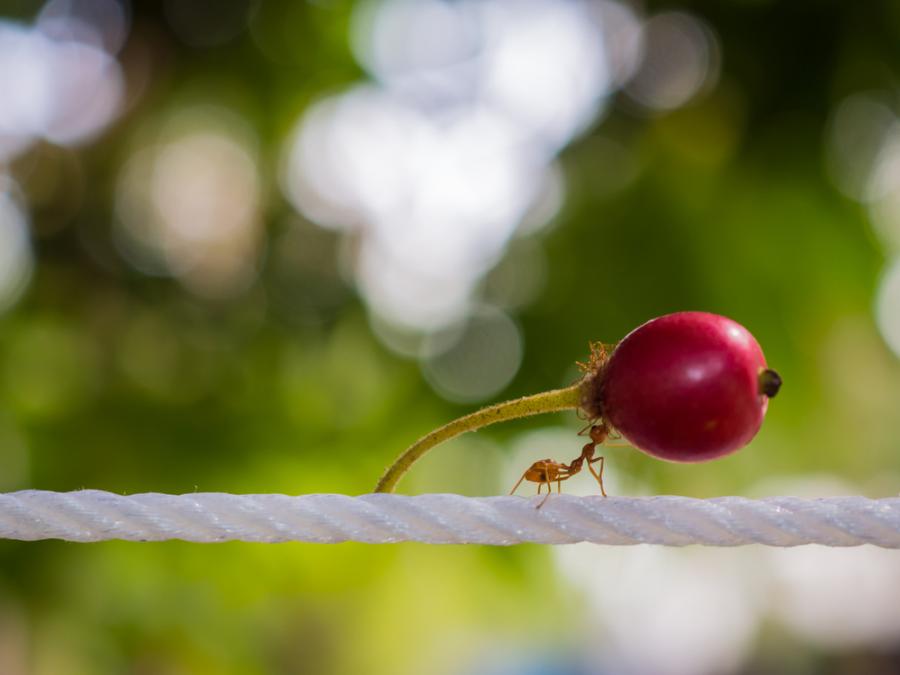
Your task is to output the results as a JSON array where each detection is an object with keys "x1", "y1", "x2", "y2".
[{"x1": 0, "y1": 491, "x2": 898, "y2": 546}]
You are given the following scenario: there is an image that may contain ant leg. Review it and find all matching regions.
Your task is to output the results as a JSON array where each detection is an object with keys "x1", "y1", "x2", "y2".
[
  {"x1": 537, "y1": 480, "x2": 552, "y2": 509},
  {"x1": 586, "y1": 456, "x2": 607, "y2": 497},
  {"x1": 510, "y1": 471, "x2": 529, "y2": 496},
  {"x1": 557, "y1": 478, "x2": 562, "y2": 493}
]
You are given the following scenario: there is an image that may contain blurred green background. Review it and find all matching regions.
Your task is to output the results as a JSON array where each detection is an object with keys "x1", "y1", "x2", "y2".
[{"x1": 2, "y1": 0, "x2": 900, "y2": 673}]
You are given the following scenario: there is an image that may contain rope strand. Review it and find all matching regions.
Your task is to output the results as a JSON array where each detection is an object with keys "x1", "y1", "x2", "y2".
[{"x1": 0, "y1": 491, "x2": 899, "y2": 546}]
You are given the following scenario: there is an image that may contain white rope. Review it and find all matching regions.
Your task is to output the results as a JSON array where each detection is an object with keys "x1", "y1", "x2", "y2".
[{"x1": 0, "y1": 491, "x2": 898, "y2": 546}]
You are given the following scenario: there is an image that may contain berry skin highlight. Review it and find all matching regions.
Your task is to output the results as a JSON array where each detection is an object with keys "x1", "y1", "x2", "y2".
[{"x1": 374, "y1": 311, "x2": 781, "y2": 493}]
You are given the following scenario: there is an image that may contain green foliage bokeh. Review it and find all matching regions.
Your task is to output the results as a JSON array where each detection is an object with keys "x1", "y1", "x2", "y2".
[{"x1": 1, "y1": 1, "x2": 900, "y2": 673}]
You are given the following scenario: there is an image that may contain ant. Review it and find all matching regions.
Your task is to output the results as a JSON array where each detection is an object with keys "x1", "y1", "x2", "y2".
[{"x1": 510, "y1": 424, "x2": 610, "y2": 509}]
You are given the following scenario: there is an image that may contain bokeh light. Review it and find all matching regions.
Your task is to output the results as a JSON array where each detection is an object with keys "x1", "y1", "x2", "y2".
[
  {"x1": 555, "y1": 545, "x2": 762, "y2": 675},
  {"x1": 826, "y1": 93, "x2": 896, "y2": 203},
  {"x1": 824, "y1": 91, "x2": 900, "y2": 361},
  {"x1": 867, "y1": 123, "x2": 900, "y2": 252},
  {"x1": 768, "y1": 545, "x2": 900, "y2": 649},
  {"x1": 0, "y1": 180, "x2": 33, "y2": 315},
  {"x1": 0, "y1": 1, "x2": 125, "y2": 162},
  {"x1": 283, "y1": 0, "x2": 644, "y2": 334},
  {"x1": 825, "y1": 91, "x2": 900, "y2": 254},
  {"x1": 282, "y1": 85, "x2": 550, "y2": 329},
  {"x1": 421, "y1": 306, "x2": 523, "y2": 403},
  {"x1": 37, "y1": 0, "x2": 130, "y2": 54},
  {"x1": 624, "y1": 11, "x2": 719, "y2": 112},
  {"x1": 115, "y1": 107, "x2": 264, "y2": 298},
  {"x1": 876, "y1": 258, "x2": 900, "y2": 358}
]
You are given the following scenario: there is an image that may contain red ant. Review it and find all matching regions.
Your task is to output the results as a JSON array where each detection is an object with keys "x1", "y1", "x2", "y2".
[{"x1": 510, "y1": 424, "x2": 610, "y2": 509}]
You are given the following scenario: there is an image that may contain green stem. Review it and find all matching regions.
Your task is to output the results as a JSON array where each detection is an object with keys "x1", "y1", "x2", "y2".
[{"x1": 374, "y1": 382, "x2": 584, "y2": 493}]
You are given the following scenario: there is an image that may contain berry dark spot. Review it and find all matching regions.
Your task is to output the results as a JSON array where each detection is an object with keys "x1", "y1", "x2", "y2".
[{"x1": 759, "y1": 369, "x2": 782, "y2": 398}]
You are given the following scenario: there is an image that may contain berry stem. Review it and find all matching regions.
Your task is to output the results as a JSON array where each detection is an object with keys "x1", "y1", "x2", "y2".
[{"x1": 374, "y1": 382, "x2": 584, "y2": 493}]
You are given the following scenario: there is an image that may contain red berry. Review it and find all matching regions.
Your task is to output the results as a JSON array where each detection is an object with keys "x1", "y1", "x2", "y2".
[{"x1": 585, "y1": 312, "x2": 780, "y2": 462}]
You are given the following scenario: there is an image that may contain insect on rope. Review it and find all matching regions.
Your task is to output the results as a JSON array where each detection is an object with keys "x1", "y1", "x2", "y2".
[{"x1": 510, "y1": 424, "x2": 610, "y2": 508}]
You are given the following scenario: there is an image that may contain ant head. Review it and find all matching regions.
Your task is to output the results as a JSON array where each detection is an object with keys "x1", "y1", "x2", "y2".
[{"x1": 589, "y1": 424, "x2": 608, "y2": 444}]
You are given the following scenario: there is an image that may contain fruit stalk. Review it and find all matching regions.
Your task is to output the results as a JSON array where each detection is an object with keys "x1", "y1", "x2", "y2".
[{"x1": 373, "y1": 383, "x2": 583, "y2": 493}]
